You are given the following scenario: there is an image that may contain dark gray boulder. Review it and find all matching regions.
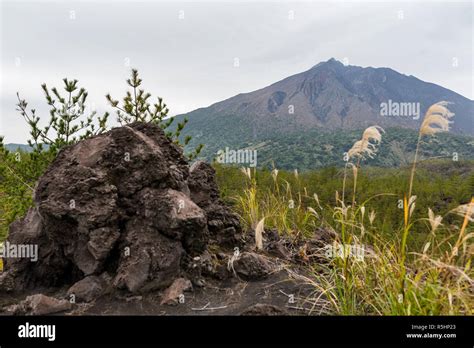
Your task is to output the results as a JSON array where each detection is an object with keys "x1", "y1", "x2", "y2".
[
  {"x1": 233, "y1": 252, "x2": 275, "y2": 280},
  {"x1": 0, "y1": 122, "x2": 240, "y2": 294},
  {"x1": 67, "y1": 275, "x2": 109, "y2": 302},
  {"x1": 5, "y1": 294, "x2": 72, "y2": 315},
  {"x1": 188, "y1": 161, "x2": 242, "y2": 248}
]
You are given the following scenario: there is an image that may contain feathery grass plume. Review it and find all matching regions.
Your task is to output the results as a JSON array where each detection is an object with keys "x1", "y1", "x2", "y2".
[
  {"x1": 422, "y1": 241, "x2": 431, "y2": 254},
  {"x1": 427, "y1": 208, "x2": 443, "y2": 233},
  {"x1": 255, "y1": 217, "x2": 265, "y2": 250},
  {"x1": 271, "y1": 168, "x2": 279, "y2": 182},
  {"x1": 368, "y1": 210, "x2": 376, "y2": 225},
  {"x1": 307, "y1": 207, "x2": 319, "y2": 218},
  {"x1": 408, "y1": 101, "x2": 454, "y2": 199},
  {"x1": 362, "y1": 125, "x2": 384, "y2": 144},
  {"x1": 240, "y1": 167, "x2": 251, "y2": 180},
  {"x1": 347, "y1": 140, "x2": 376, "y2": 159},
  {"x1": 451, "y1": 200, "x2": 474, "y2": 222},
  {"x1": 420, "y1": 102, "x2": 455, "y2": 136},
  {"x1": 313, "y1": 193, "x2": 323, "y2": 210},
  {"x1": 334, "y1": 202, "x2": 349, "y2": 220},
  {"x1": 270, "y1": 167, "x2": 280, "y2": 196},
  {"x1": 344, "y1": 126, "x2": 384, "y2": 210},
  {"x1": 347, "y1": 126, "x2": 384, "y2": 160}
]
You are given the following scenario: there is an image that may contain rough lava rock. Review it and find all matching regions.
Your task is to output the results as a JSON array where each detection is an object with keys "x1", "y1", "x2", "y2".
[
  {"x1": 160, "y1": 277, "x2": 193, "y2": 305},
  {"x1": 233, "y1": 252, "x2": 275, "y2": 280},
  {"x1": 5, "y1": 294, "x2": 72, "y2": 315},
  {"x1": 0, "y1": 122, "x2": 241, "y2": 295},
  {"x1": 240, "y1": 303, "x2": 288, "y2": 316},
  {"x1": 188, "y1": 161, "x2": 243, "y2": 248},
  {"x1": 67, "y1": 274, "x2": 110, "y2": 302}
]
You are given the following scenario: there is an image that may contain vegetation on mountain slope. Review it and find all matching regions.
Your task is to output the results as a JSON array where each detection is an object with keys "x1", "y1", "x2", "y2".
[{"x1": 183, "y1": 126, "x2": 474, "y2": 170}]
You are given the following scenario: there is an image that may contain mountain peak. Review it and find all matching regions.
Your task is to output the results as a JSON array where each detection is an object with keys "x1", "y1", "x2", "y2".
[
  {"x1": 179, "y1": 60, "x2": 473, "y2": 139},
  {"x1": 311, "y1": 58, "x2": 345, "y2": 70}
]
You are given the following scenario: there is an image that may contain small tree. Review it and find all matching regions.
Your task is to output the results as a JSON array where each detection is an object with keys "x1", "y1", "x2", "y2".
[
  {"x1": 16, "y1": 78, "x2": 109, "y2": 154},
  {"x1": 0, "y1": 71, "x2": 204, "y2": 240},
  {"x1": 0, "y1": 79, "x2": 110, "y2": 238},
  {"x1": 106, "y1": 69, "x2": 203, "y2": 159}
]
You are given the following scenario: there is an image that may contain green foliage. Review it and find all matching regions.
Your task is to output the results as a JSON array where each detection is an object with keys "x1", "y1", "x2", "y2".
[
  {"x1": 1, "y1": 78, "x2": 111, "y2": 240},
  {"x1": 16, "y1": 78, "x2": 109, "y2": 154},
  {"x1": 183, "y1": 126, "x2": 474, "y2": 170},
  {"x1": 2, "y1": 78, "x2": 108, "y2": 239},
  {"x1": 0, "y1": 146, "x2": 54, "y2": 240},
  {"x1": 215, "y1": 160, "x2": 474, "y2": 245},
  {"x1": 0, "y1": 69, "x2": 202, "y2": 240},
  {"x1": 106, "y1": 69, "x2": 203, "y2": 160}
]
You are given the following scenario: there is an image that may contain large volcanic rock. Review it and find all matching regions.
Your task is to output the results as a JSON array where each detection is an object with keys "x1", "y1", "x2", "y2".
[
  {"x1": 188, "y1": 161, "x2": 242, "y2": 248},
  {"x1": 0, "y1": 122, "x2": 241, "y2": 294}
]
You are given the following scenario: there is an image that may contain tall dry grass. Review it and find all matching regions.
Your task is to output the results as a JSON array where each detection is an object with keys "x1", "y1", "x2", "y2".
[
  {"x1": 343, "y1": 126, "x2": 384, "y2": 208},
  {"x1": 233, "y1": 165, "x2": 473, "y2": 315},
  {"x1": 230, "y1": 102, "x2": 472, "y2": 314}
]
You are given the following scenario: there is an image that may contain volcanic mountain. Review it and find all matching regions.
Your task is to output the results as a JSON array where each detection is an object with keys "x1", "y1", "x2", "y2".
[{"x1": 176, "y1": 58, "x2": 474, "y2": 169}]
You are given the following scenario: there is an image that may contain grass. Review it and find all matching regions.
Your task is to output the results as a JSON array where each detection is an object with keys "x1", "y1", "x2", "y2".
[
  {"x1": 0, "y1": 147, "x2": 54, "y2": 240},
  {"x1": 315, "y1": 199, "x2": 473, "y2": 315},
  {"x1": 215, "y1": 161, "x2": 473, "y2": 315},
  {"x1": 233, "y1": 167, "x2": 319, "y2": 241}
]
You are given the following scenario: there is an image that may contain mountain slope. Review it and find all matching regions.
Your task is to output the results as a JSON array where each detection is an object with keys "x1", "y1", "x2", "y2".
[
  {"x1": 4, "y1": 143, "x2": 35, "y2": 152},
  {"x1": 176, "y1": 59, "x2": 474, "y2": 169}
]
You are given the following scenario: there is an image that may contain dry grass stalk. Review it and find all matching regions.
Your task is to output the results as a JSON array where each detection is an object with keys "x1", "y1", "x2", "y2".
[
  {"x1": 427, "y1": 208, "x2": 443, "y2": 233},
  {"x1": 255, "y1": 217, "x2": 265, "y2": 250},
  {"x1": 408, "y1": 101, "x2": 454, "y2": 199}
]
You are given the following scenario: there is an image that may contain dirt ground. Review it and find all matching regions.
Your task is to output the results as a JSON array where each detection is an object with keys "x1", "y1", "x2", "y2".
[{"x1": 0, "y1": 265, "x2": 327, "y2": 316}]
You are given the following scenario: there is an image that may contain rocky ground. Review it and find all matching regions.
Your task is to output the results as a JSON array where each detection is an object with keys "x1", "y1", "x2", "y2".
[{"x1": 0, "y1": 123, "x2": 334, "y2": 315}]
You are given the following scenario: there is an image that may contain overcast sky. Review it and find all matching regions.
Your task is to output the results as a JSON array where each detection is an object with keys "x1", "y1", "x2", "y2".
[{"x1": 1, "y1": 0, "x2": 472, "y2": 143}]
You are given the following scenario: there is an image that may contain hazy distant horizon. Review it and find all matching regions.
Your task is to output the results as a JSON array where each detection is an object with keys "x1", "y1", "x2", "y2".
[{"x1": 1, "y1": 0, "x2": 472, "y2": 143}]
